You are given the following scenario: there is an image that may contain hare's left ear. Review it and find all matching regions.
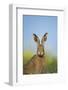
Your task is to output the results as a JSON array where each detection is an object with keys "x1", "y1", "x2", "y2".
[
  {"x1": 33, "y1": 33, "x2": 40, "y2": 45},
  {"x1": 41, "y1": 33, "x2": 48, "y2": 44}
]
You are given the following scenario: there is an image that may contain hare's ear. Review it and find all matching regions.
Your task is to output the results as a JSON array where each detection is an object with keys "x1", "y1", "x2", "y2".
[
  {"x1": 41, "y1": 33, "x2": 48, "y2": 44},
  {"x1": 33, "y1": 33, "x2": 40, "y2": 44}
]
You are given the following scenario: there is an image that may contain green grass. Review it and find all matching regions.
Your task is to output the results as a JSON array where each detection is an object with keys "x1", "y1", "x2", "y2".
[
  {"x1": 23, "y1": 50, "x2": 57, "y2": 74},
  {"x1": 47, "y1": 55, "x2": 57, "y2": 73},
  {"x1": 23, "y1": 50, "x2": 33, "y2": 65}
]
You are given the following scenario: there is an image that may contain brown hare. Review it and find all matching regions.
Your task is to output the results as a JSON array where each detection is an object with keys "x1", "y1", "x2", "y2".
[{"x1": 23, "y1": 33, "x2": 48, "y2": 74}]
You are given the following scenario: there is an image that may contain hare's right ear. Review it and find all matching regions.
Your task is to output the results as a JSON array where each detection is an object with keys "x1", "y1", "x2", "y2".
[
  {"x1": 41, "y1": 33, "x2": 48, "y2": 44},
  {"x1": 33, "y1": 33, "x2": 40, "y2": 44}
]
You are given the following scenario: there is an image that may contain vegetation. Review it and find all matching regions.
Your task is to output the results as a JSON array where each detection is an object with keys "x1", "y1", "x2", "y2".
[{"x1": 23, "y1": 50, "x2": 57, "y2": 74}]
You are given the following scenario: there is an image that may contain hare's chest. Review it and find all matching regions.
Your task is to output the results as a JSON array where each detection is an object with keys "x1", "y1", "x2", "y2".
[
  {"x1": 34, "y1": 57, "x2": 45, "y2": 73},
  {"x1": 35, "y1": 57, "x2": 44, "y2": 65}
]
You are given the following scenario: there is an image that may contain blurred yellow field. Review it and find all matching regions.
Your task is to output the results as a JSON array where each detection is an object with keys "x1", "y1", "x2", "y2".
[{"x1": 23, "y1": 51, "x2": 57, "y2": 74}]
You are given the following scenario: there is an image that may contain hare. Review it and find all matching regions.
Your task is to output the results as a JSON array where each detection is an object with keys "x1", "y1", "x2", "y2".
[{"x1": 23, "y1": 33, "x2": 48, "y2": 74}]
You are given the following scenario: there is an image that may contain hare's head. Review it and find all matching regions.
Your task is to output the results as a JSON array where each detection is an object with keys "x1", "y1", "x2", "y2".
[{"x1": 33, "y1": 33, "x2": 48, "y2": 57}]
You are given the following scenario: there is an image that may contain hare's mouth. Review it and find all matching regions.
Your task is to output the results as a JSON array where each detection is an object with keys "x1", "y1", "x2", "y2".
[{"x1": 38, "y1": 55, "x2": 44, "y2": 57}]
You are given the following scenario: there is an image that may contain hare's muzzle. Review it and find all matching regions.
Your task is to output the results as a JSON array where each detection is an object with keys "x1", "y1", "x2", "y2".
[
  {"x1": 38, "y1": 51, "x2": 44, "y2": 57},
  {"x1": 37, "y1": 44, "x2": 44, "y2": 57}
]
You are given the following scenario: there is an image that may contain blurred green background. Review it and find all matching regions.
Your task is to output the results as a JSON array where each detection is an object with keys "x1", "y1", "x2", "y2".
[{"x1": 23, "y1": 50, "x2": 57, "y2": 74}]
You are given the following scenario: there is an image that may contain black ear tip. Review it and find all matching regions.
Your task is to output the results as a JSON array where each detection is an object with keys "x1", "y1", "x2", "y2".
[
  {"x1": 44, "y1": 32, "x2": 48, "y2": 36},
  {"x1": 33, "y1": 33, "x2": 37, "y2": 37}
]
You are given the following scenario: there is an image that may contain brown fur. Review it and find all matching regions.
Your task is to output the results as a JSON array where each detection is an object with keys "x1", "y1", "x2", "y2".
[{"x1": 23, "y1": 33, "x2": 48, "y2": 74}]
